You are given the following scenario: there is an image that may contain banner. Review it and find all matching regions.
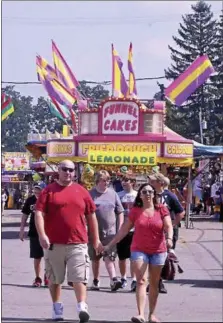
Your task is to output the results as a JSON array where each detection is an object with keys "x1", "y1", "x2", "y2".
[
  {"x1": 3, "y1": 152, "x2": 30, "y2": 171},
  {"x1": 47, "y1": 141, "x2": 75, "y2": 158},
  {"x1": 78, "y1": 142, "x2": 161, "y2": 157},
  {"x1": 102, "y1": 100, "x2": 139, "y2": 135},
  {"x1": 164, "y1": 143, "x2": 193, "y2": 158},
  {"x1": 2, "y1": 175, "x2": 24, "y2": 182},
  {"x1": 88, "y1": 150, "x2": 157, "y2": 166}
]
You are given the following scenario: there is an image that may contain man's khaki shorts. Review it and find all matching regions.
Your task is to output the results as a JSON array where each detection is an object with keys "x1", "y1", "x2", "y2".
[{"x1": 44, "y1": 244, "x2": 90, "y2": 285}]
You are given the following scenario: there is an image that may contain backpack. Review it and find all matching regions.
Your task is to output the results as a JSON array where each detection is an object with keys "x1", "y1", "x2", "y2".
[{"x1": 161, "y1": 250, "x2": 184, "y2": 281}]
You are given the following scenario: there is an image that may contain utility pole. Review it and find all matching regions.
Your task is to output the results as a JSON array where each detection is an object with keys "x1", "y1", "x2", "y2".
[
  {"x1": 200, "y1": 85, "x2": 204, "y2": 144},
  {"x1": 199, "y1": 12, "x2": 205, "y2": 145}
]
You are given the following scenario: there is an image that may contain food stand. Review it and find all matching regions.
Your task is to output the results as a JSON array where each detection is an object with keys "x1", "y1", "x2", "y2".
[
  {"x1": 1, "y1": 152, "x2": 33, "y2": 208},
  {"x1": 43, "y1": 98, "x2": 194, "y2": 188}
]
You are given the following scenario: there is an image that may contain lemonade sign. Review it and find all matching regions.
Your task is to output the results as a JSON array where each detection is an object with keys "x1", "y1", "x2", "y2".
[{"x1": 88, "y1": 150, "x2": 156, "y2": 166}]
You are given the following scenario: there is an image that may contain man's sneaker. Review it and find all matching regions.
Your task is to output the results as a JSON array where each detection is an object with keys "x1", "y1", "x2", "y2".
[
  {"x1": 91, "y1": 279, "x2": 100, "y2": 291},
  {"x1": 110, "y1": 278, "x2": 122, "y2": 292},
  {"x1": 130, "y1": 280, "x2": 137, "y2": 292},
  {"x1": 32, "y1": 277, "x2": 42, "y2": 287},
  {"x1": 77, "y1": 302, "x2": 90, "y2": 323},
  {"x1": 52, "y1": 302, "x2": 64, "y2": 321},
  {"x1": 159, "y1": 279, "x2": 167, "y2": 294},
  {"x1": 44, "y1": 274, "x2": 49, "y2": 287},
  {"x1": 121, "y1": 278, "x2": 128, "y2": 289}
]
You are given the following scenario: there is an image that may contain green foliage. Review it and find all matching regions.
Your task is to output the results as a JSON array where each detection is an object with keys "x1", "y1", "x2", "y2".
[{"x1": 79, "y1": 81, "x2": 109, "y2": 101}]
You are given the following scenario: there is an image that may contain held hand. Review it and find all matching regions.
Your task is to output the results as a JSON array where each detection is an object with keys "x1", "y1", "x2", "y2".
[
  {"x1": 103, "y1": 244, "x2": 110, "y2": 254},
  {"x1": 93, "y1": 240, "x2": 104, "y2": 255},
  {"x1": 39, "y1": 234, "x2": 50, "y2": 249},
  {"x1": 19, "y1": 229, "x2": 26, "y2": 241},
  {"x1": 167, "y1": 238, "x2": 173, "y2": 249}
]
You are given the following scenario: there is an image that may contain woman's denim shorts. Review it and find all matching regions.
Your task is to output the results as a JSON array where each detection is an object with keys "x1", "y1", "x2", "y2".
[{"x1": 131, "y1": 251, "x2": 167, "y2": 265}]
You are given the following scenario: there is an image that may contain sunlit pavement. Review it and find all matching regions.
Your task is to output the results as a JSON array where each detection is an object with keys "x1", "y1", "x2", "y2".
[{"x1": 2, "y1": 210, "x2": 223, "y2": 322}]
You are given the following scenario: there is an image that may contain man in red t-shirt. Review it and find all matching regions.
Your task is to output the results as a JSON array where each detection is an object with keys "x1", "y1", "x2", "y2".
[{"x1": 35, "y1": 160, "x2": 101, "y2": 323}]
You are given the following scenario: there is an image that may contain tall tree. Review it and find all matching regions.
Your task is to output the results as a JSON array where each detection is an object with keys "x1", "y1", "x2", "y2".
[
  {"x1": 78, "y1": 81, "x2": 109, "y2": 102},
  {"x1": 165, "y1": 0, "x2": 220, "y2": 144},
  {"x1": 209, "y1": 10, "x2": 223, "y2": 144}
]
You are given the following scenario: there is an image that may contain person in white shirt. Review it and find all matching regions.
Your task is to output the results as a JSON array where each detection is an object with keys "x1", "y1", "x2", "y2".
[
  {"x1": 2, "y1": 189, "x2": 8, "y2": 216},
  {"x1": 211, "y1": 181, "x2": 221, "y2": 202},
  {"x1": 117, "y1": 176, "x2": 138, "y2": 292}
]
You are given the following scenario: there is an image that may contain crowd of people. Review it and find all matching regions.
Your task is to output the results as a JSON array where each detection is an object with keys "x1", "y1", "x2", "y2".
[
  {"x1": 2, "y1": 186, "x2": 31, "y2": 216},
  {"x1": 17, "y1": 159, "x2": 189, "y2": 323},
  {"x1": 192, "y1": 169, "x2": 223, "y2": 221}
]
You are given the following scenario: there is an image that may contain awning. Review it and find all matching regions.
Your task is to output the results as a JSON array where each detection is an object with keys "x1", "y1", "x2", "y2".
[{"x1": 193, "y1": 140, "x2": 223, "y2": 157}]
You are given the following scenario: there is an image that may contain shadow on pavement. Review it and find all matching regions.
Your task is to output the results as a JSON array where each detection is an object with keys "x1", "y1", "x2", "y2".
[
  {"x1": 2, "y1": 222, "x2": 21, "y2": 228},
  {"x1": 2, "y1": 319, "x2": 129, "y2": 323},
  {"x1": 1, "y1": 231, "x2": 19, "y2": 240},
  {"x1": 169, "y1": 279, "x2": 223, "y2": 289},
  {"x1": 2, "y1": 283, "x2": 38, "y2": 289},
  {"x1": 2, "y1": 283, "x2": 130, "y2": 294}
]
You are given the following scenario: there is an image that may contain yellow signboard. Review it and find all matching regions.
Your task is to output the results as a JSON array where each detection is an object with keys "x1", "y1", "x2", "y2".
[
  {"x1": 88, "y1": 150, "x2": 157, "y2": 166},
  {"x1": 47, "y1": 141, "x2": 75, "y2": 158},
  {"x1": 79, "y1": 142, "x2": 161, "y2": 157},
  {"x1": 164, "y1": 143, "x2": 193, "y2": 158}
]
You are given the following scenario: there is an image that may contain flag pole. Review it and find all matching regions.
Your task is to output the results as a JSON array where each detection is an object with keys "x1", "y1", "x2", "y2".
[{"x1": 111, "y1": 44, "x2": 114, "y2": 97}]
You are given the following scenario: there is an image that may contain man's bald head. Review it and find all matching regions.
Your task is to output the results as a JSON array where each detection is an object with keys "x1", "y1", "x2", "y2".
[{"x1": 58, "y1": 160, "x2": 75, "y2": 186}]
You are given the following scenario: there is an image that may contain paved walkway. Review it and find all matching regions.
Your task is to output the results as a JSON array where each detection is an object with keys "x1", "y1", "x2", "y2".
[{"x1": 2, "y1": 210, "x2": 223, "y2": 322}]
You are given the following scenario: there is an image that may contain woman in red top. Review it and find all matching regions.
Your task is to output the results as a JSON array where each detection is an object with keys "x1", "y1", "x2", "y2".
[{"x1": 103, "y1": 183, "x2": 173, "y2": 323}]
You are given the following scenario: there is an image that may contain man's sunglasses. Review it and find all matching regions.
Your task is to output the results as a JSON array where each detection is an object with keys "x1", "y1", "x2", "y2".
[
  {"x1": 61, "y1": 167, "x2": 75, "y2": 173},
  {"x1": 141, "y1": 189, "x2": 154, "y2": 195}
]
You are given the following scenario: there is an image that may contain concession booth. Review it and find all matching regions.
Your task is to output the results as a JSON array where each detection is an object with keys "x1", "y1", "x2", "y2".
[{"x1": 41, "y1": 98, "x2": 194, "y2": 189}]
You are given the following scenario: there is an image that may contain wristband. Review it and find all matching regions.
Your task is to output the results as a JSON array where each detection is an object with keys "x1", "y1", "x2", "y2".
[{"x1": 167, "y1": 238, "x2": 173, "y2": 241}]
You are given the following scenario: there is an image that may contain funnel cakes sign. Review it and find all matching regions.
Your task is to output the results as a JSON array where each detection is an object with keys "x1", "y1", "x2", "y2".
[{"x1": 102, "y1": 100, "x2": 139, "y2": 135}]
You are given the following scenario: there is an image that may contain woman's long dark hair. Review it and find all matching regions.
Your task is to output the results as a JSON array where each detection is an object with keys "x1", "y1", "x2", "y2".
[{"x1": 134, "y1": 183, "x2": 159, "y2": 208}]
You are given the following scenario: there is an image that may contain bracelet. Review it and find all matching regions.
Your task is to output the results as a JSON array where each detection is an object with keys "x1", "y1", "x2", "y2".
[{"x1": 167, "y1": 238, "x2": 173, "y2": 241}]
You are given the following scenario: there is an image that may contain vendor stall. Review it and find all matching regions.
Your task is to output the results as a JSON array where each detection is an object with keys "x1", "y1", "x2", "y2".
[
  {"x1": 42, "y1": 98, "x2": 194, "y2": 189},
  {"x1": 27, "y1": 99, "x2": 193, "y2": 182}
]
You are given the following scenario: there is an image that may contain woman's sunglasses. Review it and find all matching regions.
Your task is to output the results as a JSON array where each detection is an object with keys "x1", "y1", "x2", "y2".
[{"x1": 141, "y1": 189, "x2": 154, "y2": 195}]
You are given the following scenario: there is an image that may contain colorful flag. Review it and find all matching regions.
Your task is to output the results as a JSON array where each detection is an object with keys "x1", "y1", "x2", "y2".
[
  {"x1": 128, "y1": 42, "x2": 137, "y2": 97},
  {"x1": 69, "y1": 107, "x2": 77, "y2": 133},
  {"x1": 1, "y1": 93, "x2": 15, "y2": 121},
  {"x1": 36, "y1": 58, "x2": 77, "y2": 108},
  {"x1": 112, "y1": 44, "x2": 128, "y2": 98},
  {"x1": 165, "y1": 55, "x2": 215, "y2": 106},
  {"x1": 47, "y1": 98, "x2": 70, "y2": 121},
  {"x1": 52, "y1": 40, "x2": 82, "y2": 100},
  {"x1": 37, "y1": 58, "x2": 65, "y2": 105},
  {"x1": 37, "y1": 55, "x2": 57, "y2": 79}
]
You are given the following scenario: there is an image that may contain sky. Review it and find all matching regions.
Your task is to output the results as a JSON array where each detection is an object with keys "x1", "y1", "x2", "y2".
[{"x1": 2, "y1": 1, "x2": 222, "y2": 102}]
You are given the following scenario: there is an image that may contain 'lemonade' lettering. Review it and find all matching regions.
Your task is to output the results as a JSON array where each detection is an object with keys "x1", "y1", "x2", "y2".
[
  {"x1": 88, "y1": 153, "x2": 156, "y2": 166},
  {"x1": 104, "y1": 156, "x2": 113, "y2": 163}
]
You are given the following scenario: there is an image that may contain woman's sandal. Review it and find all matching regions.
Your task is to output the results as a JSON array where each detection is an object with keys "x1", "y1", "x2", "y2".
[{"x1": 131, "y1": 318, "x2": 145, "y2": 323}]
